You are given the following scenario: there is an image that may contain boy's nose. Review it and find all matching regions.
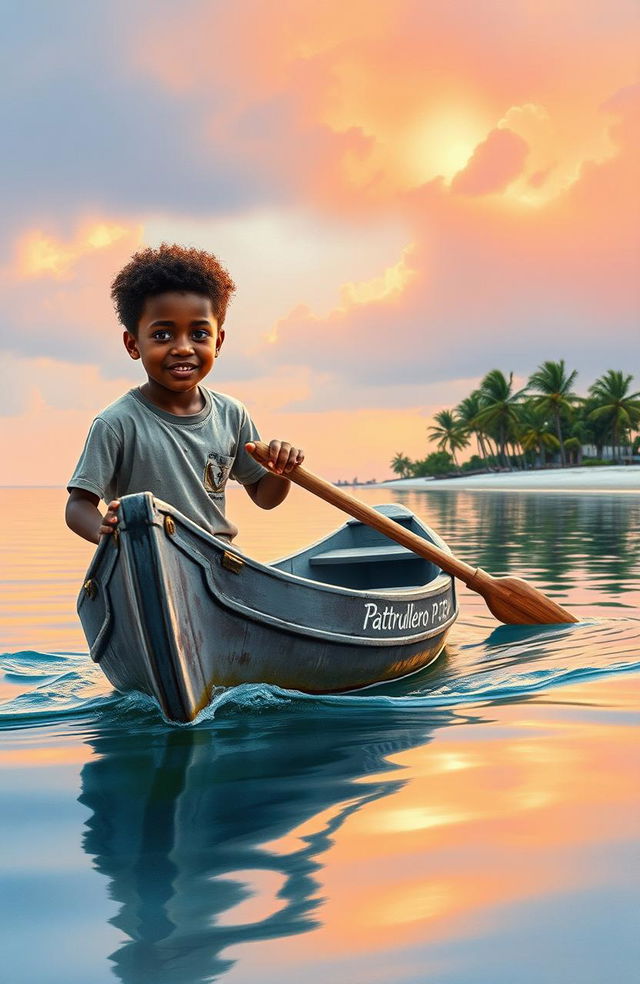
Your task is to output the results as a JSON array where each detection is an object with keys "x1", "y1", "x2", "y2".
[{"x1": 171, "y1": 335, "x2": 195, "y2": 354}]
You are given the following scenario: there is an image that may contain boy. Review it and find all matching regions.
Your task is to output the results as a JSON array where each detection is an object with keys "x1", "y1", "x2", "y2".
[{"x1": 66, "y1": 244, "x2": 304, "y2": 544}]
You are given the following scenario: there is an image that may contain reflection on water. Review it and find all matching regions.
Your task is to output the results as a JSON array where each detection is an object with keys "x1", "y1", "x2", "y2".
[
  {"x1": 79, "y1": 705, "x2": 447, "y2": 983},
  {"x1": 0, "y1": 487, "x2": 639, "y2": 983},
  {"x1": 286, "y1": 676, "x2": 640, "y2": 984},
  {"x1": 396, "y1": 489, "x2": 640, "y2": 612},
  {"x1": 74, "y1": 675, "x2": 640, "y2": 984}
]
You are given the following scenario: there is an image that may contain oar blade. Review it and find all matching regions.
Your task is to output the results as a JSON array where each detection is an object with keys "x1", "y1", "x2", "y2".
[{"x1": 481, "y1": 575, "x2": 578, "y2": 625}]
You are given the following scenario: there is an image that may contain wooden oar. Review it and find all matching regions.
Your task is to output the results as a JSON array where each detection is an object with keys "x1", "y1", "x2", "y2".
[{"x1": 247, "y1": 442, "x2": 578, "y2": 626}]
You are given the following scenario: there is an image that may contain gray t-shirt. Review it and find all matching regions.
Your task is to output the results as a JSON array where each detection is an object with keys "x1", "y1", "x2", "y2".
[{"x1": 68, "y1": 387, "x2": 268, "y2": 540}]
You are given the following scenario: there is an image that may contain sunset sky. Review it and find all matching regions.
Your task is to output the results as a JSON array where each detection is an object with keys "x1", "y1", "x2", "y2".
[{"x1": 2, "y1": 0, "x2": 638, "y2": 484}]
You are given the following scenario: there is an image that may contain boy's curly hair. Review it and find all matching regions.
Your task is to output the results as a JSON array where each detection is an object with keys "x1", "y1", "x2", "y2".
[{"x1": 111, "y1": 243, "x2": 236, "y2": 334}]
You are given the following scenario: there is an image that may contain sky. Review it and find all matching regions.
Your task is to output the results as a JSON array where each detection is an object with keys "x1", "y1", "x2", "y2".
[{"x1": 1, "y1": 0, "x2": 638, "y2": 484}]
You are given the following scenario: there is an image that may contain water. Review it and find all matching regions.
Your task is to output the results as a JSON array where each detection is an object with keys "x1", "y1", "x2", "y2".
[{"x1": 1, "y1": 485, "x2": 639, "y2": 984}]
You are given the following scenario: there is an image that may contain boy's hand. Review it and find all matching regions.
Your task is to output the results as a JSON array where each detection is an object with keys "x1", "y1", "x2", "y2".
[
  {"x1": 245, "y1": 441, "x2": 304, "y2": 476},
  {"x1": 260, "y1": 440, "x2": 304, "y2": 476},
  {"x1": 99, "y1": 500, "x2": 120, "y2": 537},
  {"x1": 244, "y1": 442, "x2": 303, "y2": 509}
]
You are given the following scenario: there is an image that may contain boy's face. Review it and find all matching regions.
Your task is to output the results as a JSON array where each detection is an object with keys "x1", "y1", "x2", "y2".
[{"x1": 123, "y1": 292, "x2": 224, "y2": 395}]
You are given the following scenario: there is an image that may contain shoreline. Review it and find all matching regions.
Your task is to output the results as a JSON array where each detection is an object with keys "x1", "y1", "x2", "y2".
[{"x1": 370, "y1": 465, "x2": 640, "y2": 493}]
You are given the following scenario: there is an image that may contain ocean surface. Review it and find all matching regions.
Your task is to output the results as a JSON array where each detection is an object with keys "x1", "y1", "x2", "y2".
[{"x1": 1, "y1": 485, "x2": 638, "y2": 984}]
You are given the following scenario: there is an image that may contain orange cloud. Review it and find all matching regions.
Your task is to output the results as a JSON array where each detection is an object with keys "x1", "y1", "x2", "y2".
[
  {"x1": 265, "y1": 245, "x2": 417, "y2": 346},
  {"x1": 130, "y1": 0, "x2": 639, "y2": 215},
  {"x1": 2, "y1": 218, "x2": 144, "y2": 370},
  {"x1": 15, "y1": 222, "x2": 132, "y2": 280},
  {"x1": 451, "y1": 128, "x2": 529, "y2": 196},
  {"x1": 255, "y1": 86, "x2": 638, "y2": 394},
  {"x1": 340, "y1": 246, "x2": 417, "y2": 307}
]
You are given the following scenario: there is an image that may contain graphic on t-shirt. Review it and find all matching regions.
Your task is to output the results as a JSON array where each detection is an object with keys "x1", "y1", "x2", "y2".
[{"x1": 203, "y1": 452, "x2": 233, "y2": 494}]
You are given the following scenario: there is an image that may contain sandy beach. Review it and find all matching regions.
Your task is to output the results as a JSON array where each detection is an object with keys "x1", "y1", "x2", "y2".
[{"x1": 377, "y1": 465, "x2": 639, "y2": 492}]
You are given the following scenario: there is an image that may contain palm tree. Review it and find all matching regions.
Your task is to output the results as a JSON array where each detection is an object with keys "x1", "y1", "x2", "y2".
[
  {"x1": 588, "y1": 371, "x2": 640, "y2": 461},
  {"x1": 474, "y1": 370, "x2": 528, "y2": 468},
  {"x1": 574, "y1": 397, "x2": 611, "y2": 459},
  {"x1": 562, "y1": 436, "x2": 582, "y2": 466},
  {"x1": 427, "y1": 409, "x2": 469, "y2": 468},
  {"x1": 390, "y1": 452, "x2": 413, "y2": 478},
  {"x1": 456, "y1": 391, "x2": 493, "y2": 466},
  {"x1": 528, "y1": 360, "x2": 579, "y2": 467},
  {"x1": 518, "y1": 401, "x2": 561, "y2": 468}
]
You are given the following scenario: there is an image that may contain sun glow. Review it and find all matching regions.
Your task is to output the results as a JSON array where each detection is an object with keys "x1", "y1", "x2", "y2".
[{"x1": 404, "y1": 110, "x2": 488, "y2": 185}]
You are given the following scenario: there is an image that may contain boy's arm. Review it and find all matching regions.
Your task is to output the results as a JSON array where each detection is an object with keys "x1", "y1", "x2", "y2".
[
  {"x1": 244, "y1": 441, "x2": 304, "y2": 510},
  {"x1": 66, "y1": 489, "x2": 120, "y2": 544},
  {"x1": 245, "y1": 472, "x2": 291, "y2": 509}
]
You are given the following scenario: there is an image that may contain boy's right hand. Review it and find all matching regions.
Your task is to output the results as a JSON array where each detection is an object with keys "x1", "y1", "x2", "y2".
[{"x1": 99, "y1": 500, "x2": 120, "y2": 537}]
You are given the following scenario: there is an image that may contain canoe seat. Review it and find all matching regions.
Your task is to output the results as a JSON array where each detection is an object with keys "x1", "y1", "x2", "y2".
[{"x1": 309, "y1": 545, "x2": 417, "y2": 566}]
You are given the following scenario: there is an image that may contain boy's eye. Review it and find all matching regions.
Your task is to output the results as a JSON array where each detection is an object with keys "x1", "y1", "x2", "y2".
[
  {"x1": 152, "y1": 329, "x2": 172, "y2": 341},
  {"x1": 192, "y1": 329, "x2": 210, "y2": 340}
]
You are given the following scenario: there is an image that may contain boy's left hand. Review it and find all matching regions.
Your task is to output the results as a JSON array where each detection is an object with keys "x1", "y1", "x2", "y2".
[{"x1": 247, "y1": 440, "x2": 304, "y2": 476}]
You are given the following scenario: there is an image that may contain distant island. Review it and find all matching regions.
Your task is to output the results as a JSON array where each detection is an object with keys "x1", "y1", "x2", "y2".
[
  {"x1": 335, "y1": 478, "x2": 379, "y2": 487},
  {"x1": 390, "y1": 361, "x2": 640, "y2": 480}
]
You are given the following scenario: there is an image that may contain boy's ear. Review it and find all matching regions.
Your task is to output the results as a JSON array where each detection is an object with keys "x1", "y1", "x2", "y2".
[
  {"x1": 123, "y1": 330, "x2": 140, "y2": 360},
  {"x1": 215, "y1": 328, "x2": 225, "y2": 357}
]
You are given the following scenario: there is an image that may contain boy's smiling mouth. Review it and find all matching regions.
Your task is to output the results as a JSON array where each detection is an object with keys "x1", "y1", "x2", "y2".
[{"x1": 166, "y1": 363, "x2": 198, "y2": 377}]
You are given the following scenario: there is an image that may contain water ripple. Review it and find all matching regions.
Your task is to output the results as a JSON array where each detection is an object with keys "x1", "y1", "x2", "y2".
[{"x1": 2, "y1": 615, "x2": 638, "y2": 732}]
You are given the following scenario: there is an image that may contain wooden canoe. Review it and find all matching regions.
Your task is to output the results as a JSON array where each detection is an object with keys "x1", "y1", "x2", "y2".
[{"x1": 77, "y1": 492, "x2": 458, "y2": 722}]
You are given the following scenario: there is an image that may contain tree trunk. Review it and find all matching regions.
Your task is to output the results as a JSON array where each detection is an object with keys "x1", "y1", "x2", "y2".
[
  {"x1": 483, "y1": 435, "x2": 497, "y2": 468},
  {"x1": 477, "y1": 433, "x2": 488, "y2": 463},
  {"x1": 555, "y1": 410, "x2": 565, "y2": 467}
]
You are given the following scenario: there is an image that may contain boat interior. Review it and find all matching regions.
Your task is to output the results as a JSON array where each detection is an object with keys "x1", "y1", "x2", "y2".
[{"x1": 272, "y1": 504, "x2": 441, "y2": 591}]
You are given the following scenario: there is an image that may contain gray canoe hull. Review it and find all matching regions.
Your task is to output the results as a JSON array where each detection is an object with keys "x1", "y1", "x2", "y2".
[{"x1": 78, "y1": 493, "x2": 457, "y2": 722}]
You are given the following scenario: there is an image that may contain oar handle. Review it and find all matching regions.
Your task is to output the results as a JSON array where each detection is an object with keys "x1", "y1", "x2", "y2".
[
  {"x1": 247, "y1": 441, "x2": 480, "y2": 585},
  {"x1": 249, "y1": 441, "x2": 578, "y2": 624}
]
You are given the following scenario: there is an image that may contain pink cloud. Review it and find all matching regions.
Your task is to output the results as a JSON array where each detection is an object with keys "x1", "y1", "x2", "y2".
[
  {"x1": 451, "y1": 128, "x2": 529, "y2": 195},
  {"x1": 126, "y1": 0, "x2": 639, "y2": 215},
  {"x1": 527, "y1": 166, "x2": 555, "y2": 189},
  {"x1": 255, "y1": 86, "x2": 639, "y2": 393}
]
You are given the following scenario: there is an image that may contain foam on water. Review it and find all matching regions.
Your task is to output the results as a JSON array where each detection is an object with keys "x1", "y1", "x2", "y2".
[{"x1": 2, "y1": 615, "x2": 638, "y2": 732}]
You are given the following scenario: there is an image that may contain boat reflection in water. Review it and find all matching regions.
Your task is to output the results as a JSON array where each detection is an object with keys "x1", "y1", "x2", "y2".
[{"x1": 78, "y1": 699, "x2": 456, "y2": 983}]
